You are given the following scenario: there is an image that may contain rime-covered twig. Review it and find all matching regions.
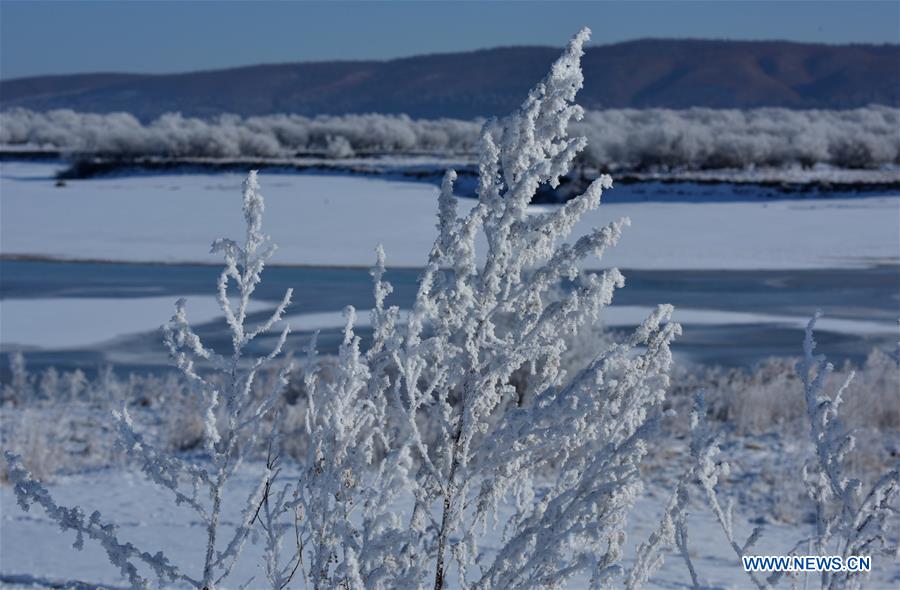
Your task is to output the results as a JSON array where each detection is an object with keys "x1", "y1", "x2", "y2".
[
  {"x1": 624, "y1": 394, "x2": 716, "y2": 590},
  {"x1": 693, "y1": 400, "x2": 769, "y2": 590},
  {"x1": 798, "y1": 313, "x2": 899, "y2": 590}
]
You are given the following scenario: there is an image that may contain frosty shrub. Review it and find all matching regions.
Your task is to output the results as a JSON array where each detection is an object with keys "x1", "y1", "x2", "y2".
[
  {"x1": 5, "y1": 172, "x2": 294, "y2": 589},
  {"x1": 0, "y1": 409, "x2": 60, "y2": 482},
  {"x1": 659, "y1": 346, "x2": 900, "y2": 501},
  {"x1": 2, "y1": 351, "x2": 30, "y2": 406},
  {"x1": 262, "y1": 27, "x2": 685, "y2": 589},
  {"x1": 792, "y1": 314, "x2": 898, "y2": 590},
  {"x1": 673, "y1": 315, "x2": 900, "y2": 590},
  {"x1": 683, "y1": 350, "x2": 900, "y2": 438},
  {"x1": 0, "y1": 357, "x2": 307, "y2": 484},
  {"x1": 1, "y1": 357, "x2": 124, "y2": 481}
]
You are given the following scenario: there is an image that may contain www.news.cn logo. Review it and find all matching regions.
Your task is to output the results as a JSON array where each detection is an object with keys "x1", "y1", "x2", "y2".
[{"x1": 742, "y1": 555, "x2": 871, "y2": 573}]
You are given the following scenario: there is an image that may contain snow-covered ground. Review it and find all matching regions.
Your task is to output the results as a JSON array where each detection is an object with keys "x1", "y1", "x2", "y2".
[
  {"x1": 5, "y1": 461, "x2": 885, "y2": 590},
  {"x1": 1, "y1": 161, "x2": 898, "y2": 270}
]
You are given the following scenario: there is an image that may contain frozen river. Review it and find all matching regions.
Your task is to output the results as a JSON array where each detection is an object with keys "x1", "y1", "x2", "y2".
[
  {"x1": 1, "y1": 160, "x2": 897, "y2": 374},
  {"x1": 1, "y1": 259, "x2": 896, "y2": 374}
]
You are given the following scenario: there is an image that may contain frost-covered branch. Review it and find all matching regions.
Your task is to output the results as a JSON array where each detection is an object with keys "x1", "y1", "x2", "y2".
[{"x1": 4, "y1": 451, "x2": 195, "y2": 589}]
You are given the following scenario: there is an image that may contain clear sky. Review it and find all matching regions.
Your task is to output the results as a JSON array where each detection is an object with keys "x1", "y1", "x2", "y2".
[{"x1": 1, "y1": 0, "x2": 898, "y2": 80}]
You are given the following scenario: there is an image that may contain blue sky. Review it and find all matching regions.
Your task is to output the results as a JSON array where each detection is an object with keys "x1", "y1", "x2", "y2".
[{"x1": 1, "y1": 0, "x2": 897, "y2": 80}]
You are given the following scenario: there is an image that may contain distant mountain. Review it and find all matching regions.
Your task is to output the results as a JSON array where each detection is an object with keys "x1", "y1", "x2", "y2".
[{"x1": 2, "y1": 39, "x2": 898, "y2": 120}]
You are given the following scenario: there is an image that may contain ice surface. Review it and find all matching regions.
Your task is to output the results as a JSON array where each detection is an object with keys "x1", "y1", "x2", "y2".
[
  {"x1": 1, "y1": 162, "x2": 898, "y2": 270},
  {"x1": 0, "y1": 296, "x2": 267, "y2": 349}
]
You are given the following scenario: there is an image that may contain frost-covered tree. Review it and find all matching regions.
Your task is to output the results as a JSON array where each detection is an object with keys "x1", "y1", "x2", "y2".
[
  {"x1": 5, "y1": 172, "x2": 293, "y2": 590},
  {"x1": 3, "y1": 102, "x2": 899, "y2": 171}
]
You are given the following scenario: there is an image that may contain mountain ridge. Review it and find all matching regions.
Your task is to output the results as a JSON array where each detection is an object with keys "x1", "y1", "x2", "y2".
[{"x1": 2, "y1": 38, "x2": 898, "y2": 119}]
